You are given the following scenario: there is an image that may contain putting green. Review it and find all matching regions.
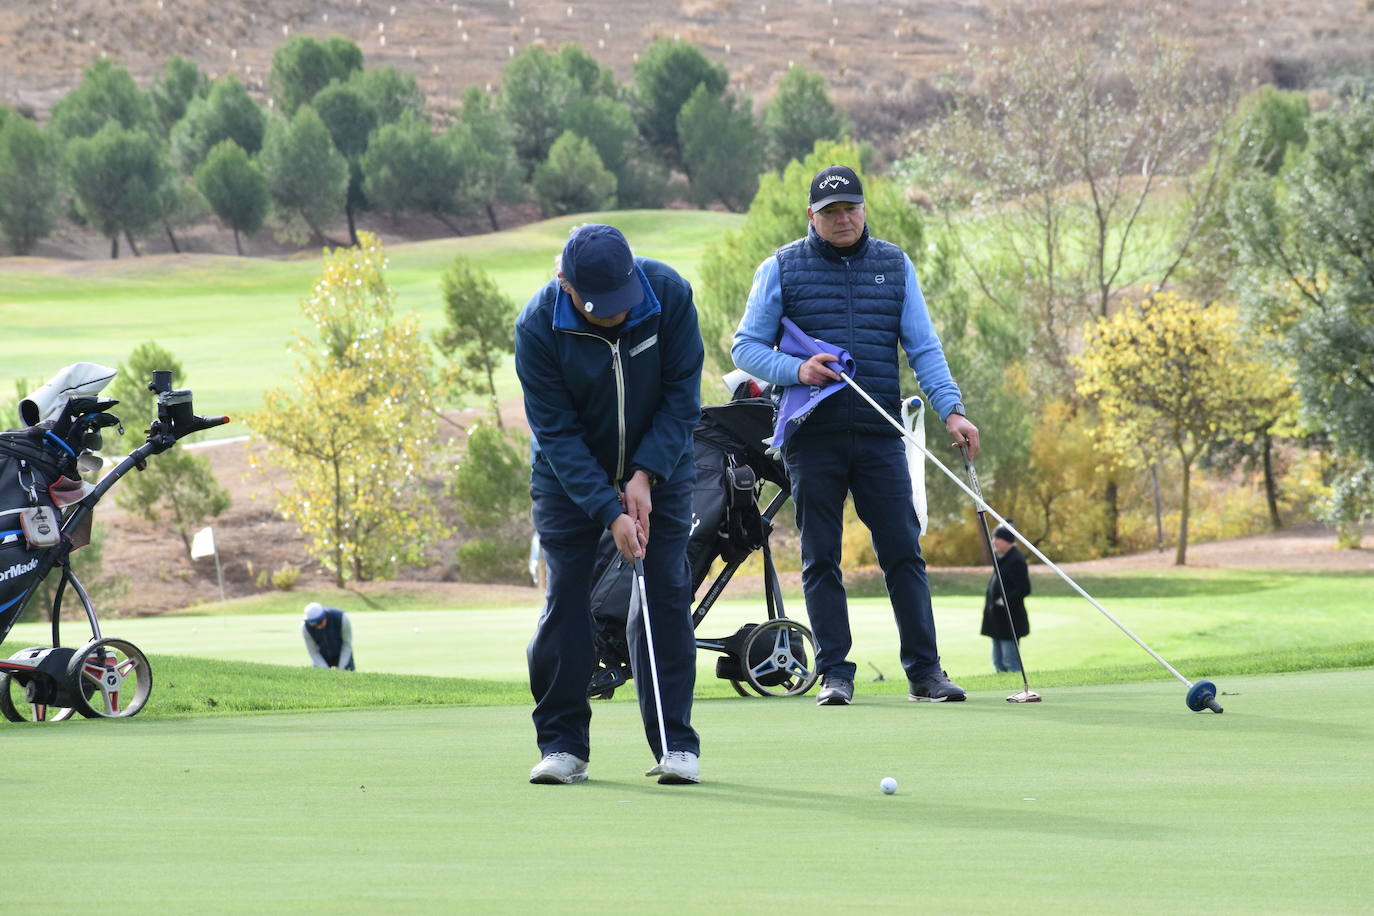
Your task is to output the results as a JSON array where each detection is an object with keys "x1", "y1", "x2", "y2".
[{"x1": 6, "y1": 669, "x2": 1370, "y2": 913}]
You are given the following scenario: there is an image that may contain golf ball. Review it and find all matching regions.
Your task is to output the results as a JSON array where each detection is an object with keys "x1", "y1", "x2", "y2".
[{"x1": 880, "y1": 777, "x2": 898, "y2": 795}]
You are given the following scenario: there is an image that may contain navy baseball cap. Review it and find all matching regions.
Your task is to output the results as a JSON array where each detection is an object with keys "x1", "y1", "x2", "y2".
[
  {"x1": 809, "y1": 165, "x2": 864, "y2": 210},
  {"x1": 561, "y1": 224, "x2": 644, "y2": 318}
]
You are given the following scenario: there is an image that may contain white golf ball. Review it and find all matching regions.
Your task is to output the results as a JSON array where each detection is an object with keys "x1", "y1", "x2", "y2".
[{"x1": 880, "y1": 777, "x2": 898, "y2": 795}]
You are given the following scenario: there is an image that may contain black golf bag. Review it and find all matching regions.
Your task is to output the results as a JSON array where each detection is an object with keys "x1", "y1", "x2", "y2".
[
  {"x1": 586, "y1": 396, "x2": 819, "y2": 699},
  {"x1": 0, "y1": 431, "x2": 71, "y2": 640}
]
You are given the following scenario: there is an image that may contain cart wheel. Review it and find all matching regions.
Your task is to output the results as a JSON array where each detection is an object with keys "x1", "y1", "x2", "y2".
[
  {"x1": 0, "y1": 672, "x2": 77, "y2": 723},
  {"x1": 67, "y1": 639, "x2": 153, "y2": 719},
  {"x1": 741, "y1": 619, "x2": 820, "y2": 697},
  {"x1": 729, "y1": 679, "x2": 751, "y2": 698}
]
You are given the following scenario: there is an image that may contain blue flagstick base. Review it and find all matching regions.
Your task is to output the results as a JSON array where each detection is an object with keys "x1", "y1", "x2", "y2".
[{"x1": 1186, "y1": 680, "x2": 1224, "y2": 713}]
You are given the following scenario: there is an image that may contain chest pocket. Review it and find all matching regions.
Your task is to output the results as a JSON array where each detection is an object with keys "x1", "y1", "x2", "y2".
[{"x1": 629, "y1": 334, "x2": 658, "y2": 358}]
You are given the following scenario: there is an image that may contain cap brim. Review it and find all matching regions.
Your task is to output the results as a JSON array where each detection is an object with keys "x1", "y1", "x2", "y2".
[
  {"x1": 811, "y1": 193, "x2": 865, "y2": 211},
  {"x1": 581, "y1": 272, "x2": 644, "y2": 318}
]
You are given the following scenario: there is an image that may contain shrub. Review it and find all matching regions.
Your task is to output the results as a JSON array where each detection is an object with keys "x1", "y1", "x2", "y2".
[
  {"x1": 270, "y1": 562, "x2": 302, "y2": 591},
  {"x1": 455, "y1": 538, "x2": 529, "y2": 585}
]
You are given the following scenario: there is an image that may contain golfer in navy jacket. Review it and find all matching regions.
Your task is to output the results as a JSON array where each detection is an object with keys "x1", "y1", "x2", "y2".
[{"x1": 515, "y1": 224, "x2": 705, "y2": 786}]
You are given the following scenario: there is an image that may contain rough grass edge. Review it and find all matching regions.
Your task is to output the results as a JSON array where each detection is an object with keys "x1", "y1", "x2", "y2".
[{"x1": 82, "y1": 641, "x2": 1374, "y2": 722}]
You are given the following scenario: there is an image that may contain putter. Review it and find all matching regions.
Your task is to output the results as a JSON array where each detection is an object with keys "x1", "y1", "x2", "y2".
[
  {"x1": 633, "y1": 555, "x2": 673, "y2": 764},
  {"x1": 960, "y1": 445, "x2": 1041, "y2": 703},
  {"x1": 835, "y1": 369, "x2": 1223, "y2": 713}
]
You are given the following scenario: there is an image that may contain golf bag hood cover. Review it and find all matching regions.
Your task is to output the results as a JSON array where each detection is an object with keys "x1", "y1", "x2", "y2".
[{"x1": 19, "y1": 362, "x2": 117, "y2": 427}]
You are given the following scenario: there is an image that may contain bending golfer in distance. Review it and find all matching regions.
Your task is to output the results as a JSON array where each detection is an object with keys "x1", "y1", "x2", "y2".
[
  {"x1": 302, "y1": 602, "x2": 355, "y2": 670},
  {"x1": 732, "y1": 165, "x2": 980, "y2": 707},
  {"x1": 516, "y1": 223, "x2": 705, "y2": 785}
]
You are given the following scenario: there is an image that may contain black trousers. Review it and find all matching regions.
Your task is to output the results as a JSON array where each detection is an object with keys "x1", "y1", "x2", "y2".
[
  {"x1": 784, "y1": 429, "x2": 944, "y2": 684},
  {"x1": 528, "y1": 477, "x2": 698, "y2": 761}
]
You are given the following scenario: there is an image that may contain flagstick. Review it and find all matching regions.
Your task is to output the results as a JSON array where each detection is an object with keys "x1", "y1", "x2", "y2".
[{"x1": 837, "y1": 370, "x2": 1191, "y2": 686}]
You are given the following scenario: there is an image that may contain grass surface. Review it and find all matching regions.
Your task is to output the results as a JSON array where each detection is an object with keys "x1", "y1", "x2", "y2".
[
  {"x1": 0, "y1": 209, "x2": 741, "y2": 434},
  {"x1": 12, "y1": 569, "x2": 1372, "y2": 685},
  {"x1": 7, "y1": 670, "x2": 1372, "y2": 913}
]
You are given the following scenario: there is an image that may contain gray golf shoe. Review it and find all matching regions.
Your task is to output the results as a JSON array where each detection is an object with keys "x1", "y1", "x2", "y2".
[
  {"x1": 529, "y1": 752, "x2": 589, "y2": 784},
  {"x1": 907, "y1": 670, "x2": 967, "y2": 702},
  {"x1": 816, "y1": 675, "x2": 855, "y2": 706}
]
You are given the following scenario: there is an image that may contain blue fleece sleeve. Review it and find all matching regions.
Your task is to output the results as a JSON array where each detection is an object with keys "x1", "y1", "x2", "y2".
[
  {"x1": 628, "y1": 272, "x2": 704, "y2": 483},
  {"x1": 515, "y1": 318, "x2": 624, "y2": 528},
  {"x1": 730, "y1": 256, "x2": 804, "y2": 386},
  {"x1": 899, "y1": 253, "x2": 964, "y2": 420}
]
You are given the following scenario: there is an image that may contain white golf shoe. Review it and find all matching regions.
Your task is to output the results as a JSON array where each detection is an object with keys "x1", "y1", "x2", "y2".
[
  {"x1": 645, "y1": 750, "x2": 700, "y2": 785},
  {"x1": 529, "y1": 752, "x2": 589, "y2": 785}
]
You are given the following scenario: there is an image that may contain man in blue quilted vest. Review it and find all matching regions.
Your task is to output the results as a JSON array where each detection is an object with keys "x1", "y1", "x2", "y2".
[{"x1": 731, "y1": 165, "x2": 981, "y2": 706}]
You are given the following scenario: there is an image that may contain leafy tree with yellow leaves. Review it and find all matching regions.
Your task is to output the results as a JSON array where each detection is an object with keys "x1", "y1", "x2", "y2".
[
  {"x1": 247, "y1": 233, "x2": 446, "y2": 586},
  {"x1": 1074, "y1": 293, "x2": 1272, "y2": 565}
]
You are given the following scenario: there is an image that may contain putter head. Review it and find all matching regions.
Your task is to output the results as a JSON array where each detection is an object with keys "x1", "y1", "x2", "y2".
[{"x1": 1006, "y1": 689, "x2": 1042, "y2": 703}]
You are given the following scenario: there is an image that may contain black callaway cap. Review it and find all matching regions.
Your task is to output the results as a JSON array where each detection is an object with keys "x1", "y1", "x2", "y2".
[{"x1": 810, "y1": 165, "x2": 864, "y2": 210}]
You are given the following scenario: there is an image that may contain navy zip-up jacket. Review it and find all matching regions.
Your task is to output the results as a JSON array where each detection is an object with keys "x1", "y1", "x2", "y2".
[{"x1": 515, "y1": 257, "x2": 704, "y2": 529}]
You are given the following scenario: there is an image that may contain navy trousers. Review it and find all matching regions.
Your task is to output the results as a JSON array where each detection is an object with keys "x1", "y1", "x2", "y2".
[
  {"x1": 783, "y1": 429, "x2": 943, "y2": 684},
  {"x1": 528, "y1": 476, "x2": 698, "y2": 761}
]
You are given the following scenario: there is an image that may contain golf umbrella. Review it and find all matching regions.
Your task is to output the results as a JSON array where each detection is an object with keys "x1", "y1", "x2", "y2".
[{"x1": 765, "y1": 317, "x2": 855, "y2": 455}]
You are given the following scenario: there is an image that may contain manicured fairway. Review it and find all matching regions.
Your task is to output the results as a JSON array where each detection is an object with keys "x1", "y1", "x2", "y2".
[
  {"x1": 7, "y1": 670, "x2": 1371, "y2": 913},
  {"x1": 0, "y1": 209, "x2": 741, "y2": 433}
]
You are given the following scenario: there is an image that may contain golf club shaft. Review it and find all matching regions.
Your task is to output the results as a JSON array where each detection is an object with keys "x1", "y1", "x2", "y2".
[
  {"x1": 838, "y1": 370, "x2": 1193, "y2": 688},
  {"x1": 962, "y1": 449, "x2": 1033, "y2": 692},
  {"x1": 633, "y1": 556, "x2": 672, "y2": 759}
]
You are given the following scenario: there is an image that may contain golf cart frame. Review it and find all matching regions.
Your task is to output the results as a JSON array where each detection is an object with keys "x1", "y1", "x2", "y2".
[{"x1": 0, "y1": 370, "x2": 227, "y2": 722}]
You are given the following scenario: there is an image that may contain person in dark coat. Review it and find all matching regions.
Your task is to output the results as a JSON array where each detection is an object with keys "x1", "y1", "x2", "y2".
[
  {"x1": 515, "y1": 223, "x2": 704, "y2": 786},
  {"x1": 981, "y1": 526, "x2": 1030, "y2": 672}
]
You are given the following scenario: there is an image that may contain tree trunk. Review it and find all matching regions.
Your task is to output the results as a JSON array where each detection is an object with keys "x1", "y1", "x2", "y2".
[
  {"x1": 1175, "y1": 459, "x2": 1191, "y2": 566},
  {"x1": 486, "y1": 363, "x2": 503, "y2": 428},
  {"x1": 304, "y1": 215, "x2": 327, "y2": 248},
  {"x1": 1262, "y1": 430, "x2": 1282, "y2": 530},
  {"x1": 486, "y1": 202, "x2": 501, "y2": 232},
  {"x1": 332, "y1": 458, "x2": 346, "y2": 589},
  {"x1": 434, "y1": 211, "x2": 463, "y2": 235},
  {"x1": 233, "y1": 225, "x2": 243, "y2": 256},
  {"x1": 125, "y1": 230, "x2": 142, "y2": 257},
  {"x1": 1150, "y1": 464, "x2": 1165, "y2": 552},
  {"x1": 1104, "y1": 479, "x2": 1120, "y2": 554},
  {"x1": 164, "y1": 219, "x2": 182, "y2": 254},
  {"x1": 346, "y1": 203, "x2": 359, "y2": 247},
  {"x1": 110, "y1": 235, "x2": 119, "y2": 259}
]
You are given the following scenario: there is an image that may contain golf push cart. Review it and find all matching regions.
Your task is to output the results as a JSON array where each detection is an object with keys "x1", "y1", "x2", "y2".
[
  {"x1": 587, "y1": 392, "x2": 820, "y2": 700},
  {"x1": 0, "y1": 364, "x2": 227, "y2": 723}
]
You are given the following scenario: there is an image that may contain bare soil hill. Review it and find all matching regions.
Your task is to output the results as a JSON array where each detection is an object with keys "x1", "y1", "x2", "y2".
[
  {"x1": 3, "y1": 0, "x2": 1371, "y2": 259},
  {"x1": 5, "y1": 0, "x2": 1371, "y2": 136}
]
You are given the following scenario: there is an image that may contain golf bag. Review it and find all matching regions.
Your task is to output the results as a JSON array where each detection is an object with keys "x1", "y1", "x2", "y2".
[
  {"x1": 0, "y1": 431, "x2": 70, "y2": 640},
  {"x1": 587, "y1": 395, "x2": 817, "y2": 699}
]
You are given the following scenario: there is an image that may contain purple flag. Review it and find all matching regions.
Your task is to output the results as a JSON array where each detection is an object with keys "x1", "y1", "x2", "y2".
[{"x1": 766, "y1": 317, "x2": 855, "y2": 454}]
